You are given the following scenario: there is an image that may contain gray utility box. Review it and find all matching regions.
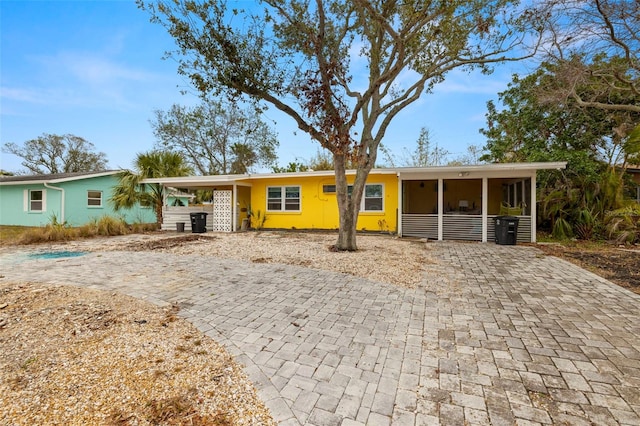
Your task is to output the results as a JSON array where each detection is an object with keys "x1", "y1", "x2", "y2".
[{"x1": 494, "y1": 215, "x2": 519, "y2": 245}]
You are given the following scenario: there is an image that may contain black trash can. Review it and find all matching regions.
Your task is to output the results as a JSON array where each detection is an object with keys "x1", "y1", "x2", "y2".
[
  {"x1": 494, "y1": 215, "x2": 519, "y2": 245},
  {"x1": 176, "y1": 222, "x2": 185, "y2": 232},
  {"x1": 190, "y1": 212, "x2": 208, "y2": 233}
]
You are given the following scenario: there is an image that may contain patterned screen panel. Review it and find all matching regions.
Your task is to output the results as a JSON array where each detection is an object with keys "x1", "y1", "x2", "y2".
[{"x1": 212, "y1": 190, "x2": 233, "y2": 232}]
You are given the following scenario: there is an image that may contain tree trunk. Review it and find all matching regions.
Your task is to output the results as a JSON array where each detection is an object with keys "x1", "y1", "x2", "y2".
[
  {"x1": 155, "y1": 198, "x2": 163, "y2": 227},
  {"x1": 334, "y1": 154, "x2": 358, "y2": 250}
]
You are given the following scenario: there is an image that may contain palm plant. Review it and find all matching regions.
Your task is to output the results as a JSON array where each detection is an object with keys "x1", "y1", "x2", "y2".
[{"x1": 111, "y1": 151, "x2": 192, "y2": 225}]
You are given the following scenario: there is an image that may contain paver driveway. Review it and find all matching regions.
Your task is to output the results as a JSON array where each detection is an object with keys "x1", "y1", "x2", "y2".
[{"x1": 1, "y1": 238, "x2": 639, "y2": 425}]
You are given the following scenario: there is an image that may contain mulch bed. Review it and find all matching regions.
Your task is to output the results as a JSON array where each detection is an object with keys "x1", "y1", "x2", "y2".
[{"x1": 536, "y1": 243, "x2": 640, "y2": 295}]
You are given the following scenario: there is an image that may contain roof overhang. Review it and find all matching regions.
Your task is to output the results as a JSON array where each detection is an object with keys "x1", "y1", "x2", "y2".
[
  {"x1": 0, "y1": 170, "x2": 123, "y2": 186},
  {"x1": 396, "y1": 162, "x2": 567, "y2": 180},
  {"x1": 141, "y1": 162, "x2": 567, "y2": 187}
]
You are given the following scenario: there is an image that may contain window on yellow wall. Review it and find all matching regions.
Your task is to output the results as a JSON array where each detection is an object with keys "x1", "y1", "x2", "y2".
[
  {"x1": 267, "y1": 186, "x2": 301, "y2": 211},
  {"x1": 363, "y1": 184, "x2": 383, "y2": 211}
]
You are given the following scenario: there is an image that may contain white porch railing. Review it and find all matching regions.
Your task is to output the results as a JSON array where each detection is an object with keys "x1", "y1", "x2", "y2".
[
  {"x1": 161, "y1": 205, "x2": 214, "y2": 232},
  {"x1": 401, "y1": 214, "x2": 438, "y2": 239},
  {"x1": 401, "y1": 214, "x2": 532, "y2": 242}
]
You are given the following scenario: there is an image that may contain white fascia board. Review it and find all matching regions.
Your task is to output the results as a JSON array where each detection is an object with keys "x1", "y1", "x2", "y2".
[
  {"x1": 49, "y1": 170, "x2": 122, "y2": 183},
  {"x1": 396, "y1": 162, "x2": 567, "y2": 179},
  {"x1": 142, "y1": 168, "x2": 398, "y2": 185},
  {"x1": 0, "y1": 170, "x2": 122, "y2": 186},
  {"x1": 142, "y1": 174, "x2": 248, "y2": 185}
]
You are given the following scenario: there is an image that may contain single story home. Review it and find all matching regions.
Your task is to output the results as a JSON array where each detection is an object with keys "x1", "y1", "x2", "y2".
[
  {"x1": 144, "y1": 162, "x2": 567, "y2": 243},
  {"x1": 0, "y1": 171, "x2": 156, "y2": 227}
]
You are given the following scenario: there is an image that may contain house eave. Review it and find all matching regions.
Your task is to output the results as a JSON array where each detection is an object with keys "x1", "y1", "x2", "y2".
[{"x1": 0, "y1": 170, "x2": 123, "y2": 186}]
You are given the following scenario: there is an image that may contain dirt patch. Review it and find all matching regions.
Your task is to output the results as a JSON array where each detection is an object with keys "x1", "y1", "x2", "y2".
[
  {"x1": 122, "y1": 234, "x2": 215, "y2": 251},
  {"x1": 109, "y1": 232, "x2": 430, "y2": 289},
  {"x1": 0, "y1": 282, "x2": 274, "y2": 426},
  {"x1": 536, "y1": 243, "x2": 640, "y2": 294}
]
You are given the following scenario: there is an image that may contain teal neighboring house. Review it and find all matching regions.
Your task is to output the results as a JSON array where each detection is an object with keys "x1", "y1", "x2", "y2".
[{"x1": 0, "y1": 171, "x2": 156, "y2": 227}]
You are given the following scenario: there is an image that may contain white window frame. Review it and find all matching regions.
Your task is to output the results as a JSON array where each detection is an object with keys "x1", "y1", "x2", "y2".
[
  {"x1": 87, "y1": 190, "x2": 103, "y2": 207},
  {"x1": 29, "y1": 189, "x2": 45, "y2": 212},
  {"x1": 267, "y1": 185, "x2": 301, "y2": 212},
  {"x1": 361, "y1": 183, "x2": 384, "y2": 212}
]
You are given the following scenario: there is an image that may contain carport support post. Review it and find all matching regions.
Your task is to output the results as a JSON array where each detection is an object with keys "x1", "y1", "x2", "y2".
[
  {"x1": 482, "y1": 177, "x2": 488, "y2": 243},
  {"x1": 232, "y1": 184, "x2": 237, "y2": 232},
  {"x1": 437, "y1": 178, "x2": 443, "y2": 241},
  {"x1": 531, "y1": 173, "x2": 536, "y2": 243}
]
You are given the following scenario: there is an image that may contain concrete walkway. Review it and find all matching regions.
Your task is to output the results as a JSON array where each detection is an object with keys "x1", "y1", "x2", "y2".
[{"x1": 1, "y1": 240, "x2": 639, "y2": 425}]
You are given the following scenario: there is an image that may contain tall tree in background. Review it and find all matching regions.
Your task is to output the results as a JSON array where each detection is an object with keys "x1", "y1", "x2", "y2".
[
  {"x1": 481, "y1": 64, "x2": 639, "y2": 238},
  {"x1": 151, "y1": 99, "x2": 278, "y2": 175},
  {"x1": 538, "y1": 0, "x2": 639, "y2": 116},
  {"x1": 2, "y1": 133, "x2": 108, "y2": 174},
  {"x1": 139, "y1": 0, "x2": 545, "y2": 250},
  {"x1": 111, "y1": 151, "x2": 192, "y2": 226},
  {"x1": 381, "y1": 127, "x2": 450, "y2": 167}
]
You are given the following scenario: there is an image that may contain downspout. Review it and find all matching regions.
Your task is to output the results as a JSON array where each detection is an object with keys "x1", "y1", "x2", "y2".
[{"x1": 44, "y1": 182, "x2": 65, "y2": 223}]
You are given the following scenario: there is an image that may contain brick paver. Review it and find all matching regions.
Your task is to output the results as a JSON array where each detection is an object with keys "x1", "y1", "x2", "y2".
[{"x1": 1, "y1": 237, "x2": 639, "y2": 425}]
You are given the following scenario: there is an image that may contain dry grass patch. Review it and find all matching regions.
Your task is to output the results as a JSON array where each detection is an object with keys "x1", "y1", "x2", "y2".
[{"x1": 0, "y1": 282, "x2": 274, "y2": 426}]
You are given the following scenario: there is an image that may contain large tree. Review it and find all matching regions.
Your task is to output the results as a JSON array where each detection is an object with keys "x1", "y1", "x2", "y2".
[
  {"x1": 537, "y1": 0, "x2": 639, "y2": 115},
  {"x1": 152, "y1": 99, "x2": 279, "y2": 175},
  {"x1": 111, "y1": 150, "x2": 193, "y2": 225},
  {"x1": 2, "y1": 133, "x2": 108, "y2": 174},
  {"x1": 480, "y1": 64, "x2": 640, "y2": 238},
  {"x1": 139, "y1": 0, "x2": 544, "y2": 250}
]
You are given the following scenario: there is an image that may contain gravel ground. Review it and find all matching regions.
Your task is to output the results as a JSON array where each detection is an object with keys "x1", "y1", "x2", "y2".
[
  {"x1": 0, "y1": 282, "x2": 275, "y2": 426},
  {"x1": 61, "y1": 231, "x2": 431, "y2": 288},
  {"x1": 0, "y1": 231, "x2": 428, "y2": 425}
]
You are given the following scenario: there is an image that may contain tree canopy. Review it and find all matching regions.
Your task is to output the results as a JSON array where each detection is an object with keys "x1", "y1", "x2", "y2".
[
  {"x1": 2, "y1": 133, "x2": 108, "y2": 175},
  {"x1": 537, "y1": 0, "x2": 639, "y2": 115},
  {"x1": 139, "y1": 0, "x2": 545, "y2": 249},
  {"x1": 480, "y1": 61, "x2": 640, "y2": 239},
  {"x1": 111, "y1": 150, "x2": 193, "y2": 225},
  {"x1": 151, "y1": 99, "x2": 279, "y2": 175}
]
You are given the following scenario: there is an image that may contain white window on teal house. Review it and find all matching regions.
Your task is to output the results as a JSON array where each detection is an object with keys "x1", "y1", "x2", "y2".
[
  {"x1": 267, "y1": 186, "x2": 301, "y2": 211},
  {"x1": 28, "y1": 190, "x2": 45, "y2": 212},
  {"x1": 87, "y1": 190, "x2": 102, "y2": 207},
  {"x1": 363, "y1": 184, "x2": 383, "y2": 211}
]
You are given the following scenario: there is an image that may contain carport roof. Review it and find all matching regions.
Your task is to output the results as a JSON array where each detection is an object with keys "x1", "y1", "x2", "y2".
[{"x1": 141, "y1": 162, "x2": 567, "y2": 186}]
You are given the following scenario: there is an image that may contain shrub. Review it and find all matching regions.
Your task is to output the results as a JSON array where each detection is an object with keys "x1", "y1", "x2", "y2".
[
  {"x1": 18, "y1": 215, "x2": 76, "y2": 244},
  {"x1": 605, "y1": 205, "x2": 640, "y2": 244},
  {"x1": 95, "y1": 216, "x2": 129, "y2": 236}
]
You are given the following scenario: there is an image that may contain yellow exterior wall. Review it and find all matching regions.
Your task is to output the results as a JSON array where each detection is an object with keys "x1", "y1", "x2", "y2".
[
  {"x1": 236, "y1": 185, "x2": 252, "y2": 228},
  {"x1": 249, "y1": 174, "x2": 398, "y2": 232}
]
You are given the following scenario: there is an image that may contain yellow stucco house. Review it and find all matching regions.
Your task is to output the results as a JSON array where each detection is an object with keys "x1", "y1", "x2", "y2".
[{"x1": 144, "y1": 162, "x2": 566, "y2": 243}]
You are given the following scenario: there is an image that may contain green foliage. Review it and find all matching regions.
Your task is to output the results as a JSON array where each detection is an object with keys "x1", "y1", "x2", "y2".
[
  {"x1": 605, "y1": 205, "x2": 640, "y2": 244},
  {"x1": 152, "y1": 99, "x2": 279, "y2": 175},
  {"x1": 251, "y1": 210, "x2": 267, "y2": 230},
  {"x1": 2, "y1": 133, "x2": 108, "y2": 174},
  {"x1": 110, "y1": 150, "x2": 192, "y2": 225},
  {"x1": 139, "y1": 0, "x2": 544, "y2": 250},
  {"x1": 381, "y1": 127, "x2": 453, "y2": 167},
  {"x1": 272, "y1": 162, "x2": 309, "y2": 173},
  {"x1": 482, "y1": 58, "x2": 640, "y2": 240}
]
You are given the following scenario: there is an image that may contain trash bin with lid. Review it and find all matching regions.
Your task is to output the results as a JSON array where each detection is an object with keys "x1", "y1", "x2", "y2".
[
  {"x1": 190, "y1": 212, "x2": 208, "y2": 233},
  {"x1": 494, "y1": 215, "x2": 519, "y2": 245}
]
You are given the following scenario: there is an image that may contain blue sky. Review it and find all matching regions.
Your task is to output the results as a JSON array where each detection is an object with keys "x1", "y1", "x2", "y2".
[{"x1": 1, "y1": 0, "x2": 534, "y2": 174}]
